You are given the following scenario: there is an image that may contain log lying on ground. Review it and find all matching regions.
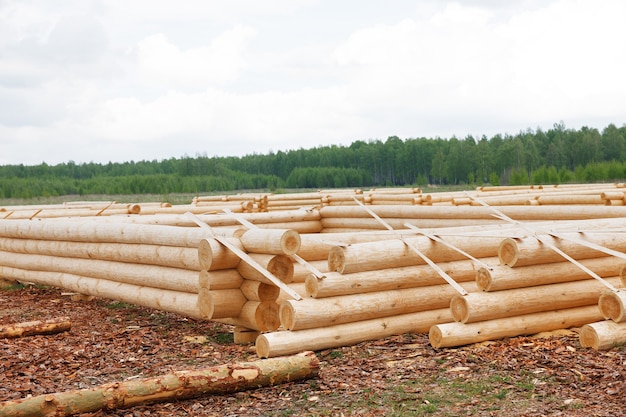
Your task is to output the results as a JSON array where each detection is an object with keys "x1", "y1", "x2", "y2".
[
  {"x1": 450, "y1": 277, "x2": 622, "y2": 323},
  {"x1": 429, "y1": 305, "x2": 603, "y2": 348},
  {"x1": 0, "y1": 317, "x2": 71, "y2": 338},
  {"x1": 476, "y1": 257, "x2": 624, "y2": 291},
  {"x1": 579, "y1": 320, "x2": 626, "y2": 350},
  {"x1": 280, "y1": 282, "x2": 477, "y2": 331},
  {"x1": 256, "y1": 309, "x2": 452, "y2": 358},
  {"x1": 0, "y1": 351, "x2": 319, "y2": 417}
]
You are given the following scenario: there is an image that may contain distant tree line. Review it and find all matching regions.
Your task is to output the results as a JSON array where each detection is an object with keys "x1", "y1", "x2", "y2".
[{"x1": 1, "y1": 122, "x2": 626, "y2": 199}]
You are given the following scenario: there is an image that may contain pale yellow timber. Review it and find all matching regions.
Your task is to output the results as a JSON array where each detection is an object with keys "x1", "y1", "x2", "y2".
[{"x1": 579, "y1": 320, "x2": 626, "y2": 350}]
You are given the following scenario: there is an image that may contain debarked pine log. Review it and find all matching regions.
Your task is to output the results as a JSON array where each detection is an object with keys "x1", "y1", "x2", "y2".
[
  {"x1": 280, "y1": 282, "x2": 477, "y2": 331},
  {"x1": 256, "y1": 309, "x2": 452, "y2": 358},
  {"x1": 0, "y1": 266, "x2": 207, "y2": 320},
  {"x1": 0, "y1": 351, "x2": 319, "y2": 417},
  {"x1": 0, "y1": 237, "x2": 201, "y2": 270},
  {"x1": 0, "y1": 317, "x2": 71, "y2": 338},
  {"x1": 476, "y1": 257, "x2": 624, "y2": 291},
  {"x1": 0, "y1": 219, "x2": 211, "y2": 248},
  {"x1": 450, "y1": 277, "x2": 622, "y2": 324},
  {"x1": 0, "y1": 250, "x2": 201, "y2": 293},
  {"x1": 328, "y1": 236, "x2": 502, "y2": 274},
  {"x1": 237, "y1": 229, "x2": 301, "y2": 256},
  {"x1": 498, "y1": 233, "x2": 626, "y2": 267},
  {"x1": 429, "y1": 305, "x2": 603, "y2": 348},
  {"x1": 306, "y1": 257, "x2": 497, "y2": 298},
  {"x1": 579, "y1": 320, "x2": 626, "y2": 350}
]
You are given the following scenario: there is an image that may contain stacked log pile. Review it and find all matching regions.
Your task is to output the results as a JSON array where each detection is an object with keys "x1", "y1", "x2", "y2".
[{"x1": 2, "y1": 183, "x2": 626, "y2": 358}]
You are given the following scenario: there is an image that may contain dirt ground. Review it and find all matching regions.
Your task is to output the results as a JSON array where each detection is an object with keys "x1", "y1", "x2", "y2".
[{"x1": 1, "y1": 285, "x2": 624, "y2": 417}]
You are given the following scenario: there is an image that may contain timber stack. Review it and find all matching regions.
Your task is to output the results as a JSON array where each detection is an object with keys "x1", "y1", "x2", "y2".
[{"x1": 1, "y1": 183, "x2": 626, "y2": 358}]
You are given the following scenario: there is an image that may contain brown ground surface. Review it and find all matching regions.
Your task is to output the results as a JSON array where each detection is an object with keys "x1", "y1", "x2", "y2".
[{"x1": 1, "y1": 285, "x2": 624, "y2": 417}]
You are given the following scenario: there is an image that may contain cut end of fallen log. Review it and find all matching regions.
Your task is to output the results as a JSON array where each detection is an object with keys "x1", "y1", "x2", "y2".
[{"x1": 580, "y1": 320, "x2": 626, "y2": 350}]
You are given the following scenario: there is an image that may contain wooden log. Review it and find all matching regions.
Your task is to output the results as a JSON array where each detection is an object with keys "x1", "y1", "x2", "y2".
[
  {"x1": 319, "y1": 204, "x2": 626, "y2": 221},
  {"x1": 598, "y1": 291, "x2": 626, "y2": 323},
  {"x1": 236, "y1": 254, "x2": 294, "y2": 284},
  {"x1": 0, "y1": 265, "x2": 207, "y2": 319},
  {"x1": 429, "y1": 305, "x2": 603, "y2": 348},
  {"x1": 328, "y1": 236, "x2": 502, "y2": 274},
  {"x1": 240, "y1": 279, "x2": 280, "y2": 302},
  {"x1": 197, "y1": 238, "x2": 243, "y2": 271},
  {"x1": 0, "y1": 251, "x2": 200, "y2": 293},
  {"x1": 451, "y1": 277, "x2": 622, "y2": 324},
  {"x1": 0, "y1": 219, "x2": 210, "y2": 248},
  {"x1": 0, "y1": 351, "x2": 319, "y2": 417},
  {"x1": 237, "y1": 301, "x2": 281, "y2": 332},
  {"x1": 204, "y1": 289, "x2": 247, "y2": 319},
  {"x1": 307, "y1": 257, "x2": 496, "y2": 298},
  {"x1": 276, "y1": 283, "x2": 307, "y2": 305},
  {"x1": 320, "y1": 217, "x2": 505, "y2": 230},
  {"x1": 292, "y1": 260, "x2": 329, "y2": 283},
  {"x1": 238, "y1": 229, "x2": 301, "y2": 256},
  {"x1": 579, "y1": 320, "x2": 626, "y2": 350},
  {"x1": 256, "y1": 308, "x2": 452, "y2": 358},
  {"x1": 476, "y1": 257, "x2": 624, "y2": 292},
  {"x1": 0, "y1": 317, "x2": 71, "y2": 338},
  {"x1": 233, "y1": 326, "x2": 260, "y2": 345},
  {"x1": 498, "y1": 233, "x2": 626, "y2": 267},
  {"x1": 280, "y1": 282, "x2": 477, "y2": 330},
  {"x1": 197, "y1": 269, "x2": 244, "y2": 290},
  {"x1": 0, "y1": 237, "x2": 201, "y2": 271}
]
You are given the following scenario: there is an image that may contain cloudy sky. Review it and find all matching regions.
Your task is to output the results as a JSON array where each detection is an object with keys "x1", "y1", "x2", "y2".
[{"x1": 1, "y1": 0, "x2": 625, "y2": 166}]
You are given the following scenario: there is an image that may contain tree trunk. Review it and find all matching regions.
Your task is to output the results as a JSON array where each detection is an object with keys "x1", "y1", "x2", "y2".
[
  {"x1": 0, "y1": 352, "x2": 319, "y2": 417},
  {"x1": 579, "y1": 320, "x2": 626, "y2": 350},
  {"x1": 0, "y1": 317, "x2": 71, "y2": 338}
]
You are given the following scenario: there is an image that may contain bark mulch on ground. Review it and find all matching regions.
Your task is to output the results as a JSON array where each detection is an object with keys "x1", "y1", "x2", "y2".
[{"x1": 1, "y1": 285, "x2": 624, "y2": 417}]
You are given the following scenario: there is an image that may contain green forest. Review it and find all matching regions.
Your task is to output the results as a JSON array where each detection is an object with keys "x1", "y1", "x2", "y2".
[{"x1": 1, "y1": 122, "x2": 626, "y2": 199}]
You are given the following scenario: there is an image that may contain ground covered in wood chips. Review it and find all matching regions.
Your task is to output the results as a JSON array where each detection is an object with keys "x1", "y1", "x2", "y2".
[{"x1": 1, "y1": 285, "x2": 625, "y2": 417}]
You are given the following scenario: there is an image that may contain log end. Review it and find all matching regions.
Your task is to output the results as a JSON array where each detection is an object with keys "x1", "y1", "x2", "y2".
[
  {"x1": 598, "y1": 291, "x2": 626, "y2": 323},
  {"x1": 475, "y1": 267, "x2": 493, "y2": 292},
  {"x1": 280, "y1": 229, "x2": 301, "y2": 256},
  {"x1": 498, "y1": 238, "x2": 520, "y2": 266},
  {"x1": 428, "y1": 325, "x2": 444, "y2": 349},
  {"x1": 267, "y1": 255, "x2": 294, "y2": 284},
  {"x1": 255, "y1": 334, "x2": 271, "y2": 358},
  {"x1": 278, "y1": 301, "x2": 296, "y2": 330},
  {"x1": 327, "y1": 246, "x2": 345, "y2": 273},
  {"x1": 256, "y1": 302, "x2": 281, "y2": 332},
  {"x1": 579, "y1": 323, "x2": 601, "y2": 350},
  {"x1": 197, "y1": 239, "x2": 214, "y2": 271},
  {"x1": 449, "y1": 295, "x2": 470, "y2": 324},
  {"x1": 304, "y1": 274, "x2": 319, "y2": 298}
]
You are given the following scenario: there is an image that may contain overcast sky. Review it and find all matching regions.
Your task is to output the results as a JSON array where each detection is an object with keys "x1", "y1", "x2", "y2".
[{"x1": 1, "y1": 0, "x2": 625, "y2": 166}]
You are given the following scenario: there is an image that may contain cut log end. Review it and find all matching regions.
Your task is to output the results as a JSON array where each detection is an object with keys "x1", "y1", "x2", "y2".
[
  {"x1": 598, "y1": 291, "x2": 626, "y2": 323},
  {"x1": 579, "y1": 323, "x2": 601, "y2": 350},
  {"x1": 267, "y1": 255, "x2": 295, "y2": 284},
  {"x1": 428, "y1": 325, "x2": 444, "y2": 349},
  {"x1": 197, "y1": 239, "x2": 214, "y2": 270},
  {"x1": 449, "y1": 295, "x2": 470, "y2": 323},
  {"x1": 280, "y1": 229, "x2": 302, "y2": 256},
  {"x1": 327, "y1": 247, "x2": 345, "y2": 273},
  {"x1": 498, "y1": 238, "x2": 519, "y2": 266},
  {"x1": 580, "y1": 320, "x2": 626, "y2": 350},
  {"x1": 304, "y1": 274, "x2": 318, "y2": 298},
  {"x1": 255, "y1": 334, "x2": 271, "y2": 358},
  {"x1": 475, "y1": 267, "x2": 492, "y2": 291},
  {"x1": 279, "y1": 301, "x2": 296, "y2": 330}
]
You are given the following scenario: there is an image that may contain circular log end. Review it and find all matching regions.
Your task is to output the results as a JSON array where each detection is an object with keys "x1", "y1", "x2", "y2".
[
  {"x1": 475, "y1": 267, "x2": 492, "y2": 292},
  {"x1": 450, "y1": 295, "x2": 470, "y2": 323},
  {"x1": 255, "y1": 334, "x2": 271, "y2": 358},
  {"x1": 257, "y1": 302, "x2": 280, "y2": 332},
  {"x1": 598, "y1": 291, "x2": 626, "y2": 322},
  {"x1": 257, "y1": 283, "x2": 280, "y2": 303},
  {"x1": 304, "y1": 274, "x2": 319, "y2": 298},
  {"x1": 428, "y1": 325, "x2": 444, "y2": 349},
  {"x1": 619, "y1": 264, "x2": 626, "y2": 287},
  {"x1": 279, "y1": 301, "x2": 296, "y2": 330},
  {"x1": 128, "y1": 204, "x2": 141, "y2": 214},
  {"x1": 498, "y1": 238, "x2": 519, "y2": 266},
  {"x1": 327, "y1": 247, "x2": 346, "y2": 273},
  {"x1": 267, "y1": 255, "x2": 294, "y2": 283},
  {"x1": 198, "y1": 270, "x2": 210, "y2": 289},
  {"x1": 579, "y1": 324, "x2": 600, "y2": 350},
  {"x1": 197, "y1": 239, "x2": 214, "y2": 270},
  {"x1": 196, "y1": 288, "x2": 214, "y2": 319},
  {"x1": 280, "y1": 229, "x2": 301, "y2": 256}
]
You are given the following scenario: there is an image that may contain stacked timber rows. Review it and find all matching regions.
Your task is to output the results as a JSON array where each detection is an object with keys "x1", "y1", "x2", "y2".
[{"x1": 1, "y1": 183, "x2": 626, "y2": 358}]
